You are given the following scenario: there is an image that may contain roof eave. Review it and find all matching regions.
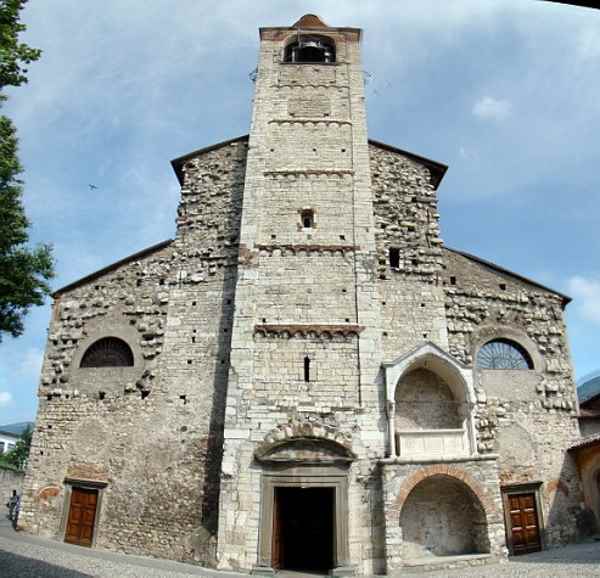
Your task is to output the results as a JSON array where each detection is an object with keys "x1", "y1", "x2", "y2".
[
  {"x1": 368, "y1": 139, "x2": 448, "y2": 189},
  {"x1": 259, "y1": 26, "x2": 362, "y2": 41},
  {"x1": 445, "y1": 247, "x2": 572, "y2": 307},
  {"x1": 52, "y1": 239, "x2": 174, "y2": 297},
  {"x1": 170, "y1": 134, "x2": 249, "y2": 185}
]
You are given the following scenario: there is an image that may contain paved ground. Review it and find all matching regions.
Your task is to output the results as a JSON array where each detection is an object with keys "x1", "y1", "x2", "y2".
[
  {"x1": 1, "y1": 511, "x2": 600, "y2": 577},
  {"x1": 0, "y1": 515, "x2": 243, "y2": 578},
  {"x1": 399, "y1": 542, "x2": 600, "y2": 577}
]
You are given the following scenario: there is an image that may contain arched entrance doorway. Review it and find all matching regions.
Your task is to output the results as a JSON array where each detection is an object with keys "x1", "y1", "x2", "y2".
[
  {"x1": 253, "y1": 425, "x2": 356, "y2": 575},
  {"x1": 400, "y1": 474, "x2": 490, "y2": 560}
]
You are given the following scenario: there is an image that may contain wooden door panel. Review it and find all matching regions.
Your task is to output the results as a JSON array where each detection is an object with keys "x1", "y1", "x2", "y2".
[
  {"x1": 65, "y1": 488, "x2": 98, "y2": 547},
  {"x1": 506, "y1": 491, "x2": 541, "y2": 555}
]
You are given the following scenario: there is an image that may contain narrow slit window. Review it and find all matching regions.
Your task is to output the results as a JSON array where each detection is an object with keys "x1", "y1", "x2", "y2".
[
  {"x1": 304, "y1": 356, "x2": 311, "y2": 383},
  {"x1": 389, "y1": 247, "x2": 400, "y2": 269},
  {"x1": 301, "y1": 209, "x2": 315, "y2": 229}
]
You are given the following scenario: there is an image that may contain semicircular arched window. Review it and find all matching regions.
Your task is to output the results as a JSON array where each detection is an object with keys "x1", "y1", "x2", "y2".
[
  {"x1": 80, "y1": 337, "x2": 134, "y2": 368},
  {"x1": 284, "y1": 35, "x2": 336, "y2": 63},
  {"x1": 477, "y1": 339, "x2": 533, "y2": 370}
]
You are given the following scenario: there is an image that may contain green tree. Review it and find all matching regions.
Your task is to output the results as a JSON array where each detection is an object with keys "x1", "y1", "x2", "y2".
[
  {"x1": 3, "y1": 424, "x2": 33, "y2": 470},
  {"x1": 0, "y1": 0, "x2": 54, "y2": 341}
]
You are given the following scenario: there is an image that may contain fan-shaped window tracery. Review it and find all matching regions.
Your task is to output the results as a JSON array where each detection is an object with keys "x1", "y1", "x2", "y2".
[
  {"x1": 80, "y1": 337, "x2": 134, "y2": 368},
  {"x1": 477, "y1": 339, "x2": 533, "y2": 370}
]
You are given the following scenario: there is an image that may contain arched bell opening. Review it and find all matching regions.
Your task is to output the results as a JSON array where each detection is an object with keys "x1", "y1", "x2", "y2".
[
  {"x1": 400, "y1": 475, "x2": 490, "y2": 560},
  {"x1": 283, "y1": 35, "x2": 336, "y2": 63}
]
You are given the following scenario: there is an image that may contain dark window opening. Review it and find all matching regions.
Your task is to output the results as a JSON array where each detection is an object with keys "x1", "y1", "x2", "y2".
[
  {"x1": 450, "y1": 276, "x2": 456, "y2": 285},
  {"x1": 98, "y1": 391, "x2": 106, "y2": 400},
  {"x1": 80, "y1": 337, "x2": 134, "y2": 368},
  {"x1": 499, "y1": 283, "x2": 507, "y2": 291},
  {"x1": 180, "y1": 394, "x2": 187, "y2": 404},
  {"x1": 284, "y1": 36, "x2": 336, "y2": 63},
  {"x1": 477, "y1": 338, "x2": 534, "y2": 370},
  {"x1": 389, "y1": 248, "x2": 400, "y2": 269},
  {"x1": 300, "y1": 209, "x2": 315, "y2": 228},
  {"x1": 304, "y1": 356, "x2": 311, "y2": 383},
  {"x1": 141, "y1": 390, "x2": 150, "y2": 399}
]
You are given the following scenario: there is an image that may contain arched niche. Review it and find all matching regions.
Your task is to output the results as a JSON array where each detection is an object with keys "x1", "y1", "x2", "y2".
[
  {"x1": 395, "y1": 368, "x2": 462, "y2": 431},
  {"x1": 383, "y1": 343, "x2": 476, "y2": 459},
  {"x1": 399, "y1": 474, "x2": 490, "y2": 559}
]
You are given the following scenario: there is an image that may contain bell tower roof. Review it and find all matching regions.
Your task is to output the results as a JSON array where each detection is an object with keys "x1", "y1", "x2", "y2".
[{"x1": 292, "y1": 14, "x2": 329, "y2": 29}]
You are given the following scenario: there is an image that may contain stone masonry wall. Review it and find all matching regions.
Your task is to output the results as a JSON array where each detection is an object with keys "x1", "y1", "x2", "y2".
[
  {"x1": 20, "y1": 140, "x2": 247, "y2": 564},
  {"x1": 395, "y1": 368, "x2": 461, "y2": 431},
  {"x1": 371, "y1": 145, "x2": 448, "y2": 357},
  {"x1": 443, "y1": 248, "x2": 583, "y2": 546},
  {"x1": 218, "y1": 25, "x2": 386, "y2": 575},
  {"x1": 381, "y1": 459, "x2": 505, "y2": 571}
]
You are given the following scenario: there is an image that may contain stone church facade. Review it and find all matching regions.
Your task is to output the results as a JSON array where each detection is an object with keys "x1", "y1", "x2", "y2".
[{"x1": 20, "y1": 15, "x2": 584, "y2": 575}]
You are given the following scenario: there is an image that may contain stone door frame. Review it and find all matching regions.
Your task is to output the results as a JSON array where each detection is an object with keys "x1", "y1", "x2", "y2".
[
  {"x1": 59, "y1": 478, "x2": 107, "y2": 548},
  {"x1": 253, "y1": 465, "x2": 353, "y2": 576},
  {"x1": 500, "y1": 481, "x2": 544, "y2": 555}
]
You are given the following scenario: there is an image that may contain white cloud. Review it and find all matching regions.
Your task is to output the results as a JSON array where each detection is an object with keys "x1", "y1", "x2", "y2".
[
  {"x1": 568, "y1": 276, "x2": 600, "y2": 324},
  {"x1": 0, "y1": 392, "x2": 13, "y2": 407},
  {"x1": 472, "y1": 96, "x2": 512, "y2": 121}
]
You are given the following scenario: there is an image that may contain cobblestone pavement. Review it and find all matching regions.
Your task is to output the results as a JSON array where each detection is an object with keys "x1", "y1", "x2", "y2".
[
  {"x1": 1, "y1": 514, "x2": 599, "y2": 578},
  {"x1": 0, "y1": 516, "x2": 242, "y2": 578},
  {"x1": 397, "y1": 542, "x2": 600, "y2": 578}
]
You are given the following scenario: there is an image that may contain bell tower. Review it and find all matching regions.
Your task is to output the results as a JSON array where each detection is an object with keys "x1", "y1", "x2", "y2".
[{"x1": 217, "y1": 15, "x2": 383, "y2": 574}]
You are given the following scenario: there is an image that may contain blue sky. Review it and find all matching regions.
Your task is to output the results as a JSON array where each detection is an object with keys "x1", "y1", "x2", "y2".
[{"x1": 1, "y1": 0, "x2": 600, "y2": 424}]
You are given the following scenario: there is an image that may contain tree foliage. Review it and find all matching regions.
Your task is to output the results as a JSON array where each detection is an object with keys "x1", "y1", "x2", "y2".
[
  {"x1": 0, "y1": 424, "x2": 32, "y2": 470},
  {"x1": 0, "y1": 0, "x2": 54, "y2": 341}
]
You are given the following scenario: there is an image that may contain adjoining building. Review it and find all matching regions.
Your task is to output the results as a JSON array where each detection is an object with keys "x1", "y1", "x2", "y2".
[
  {"x1": 19, "y1": 15, "x2": 584, "y2": 575},
  {"x1": 568, "y1": 373, "x2": 600, "y2": 535},
  {"x1": 0, "y1": 430, "x2": 18, "y2": 456}
]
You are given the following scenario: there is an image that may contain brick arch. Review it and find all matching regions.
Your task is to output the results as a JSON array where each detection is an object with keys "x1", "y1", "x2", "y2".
[{"x1": 393, "y1": 465, "x2": 497, "y2": 521}]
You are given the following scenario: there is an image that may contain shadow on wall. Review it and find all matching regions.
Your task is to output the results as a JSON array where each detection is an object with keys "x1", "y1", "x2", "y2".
[
  {"x1": 199, "y1": 158, "x2": 245, "y2": 547},
  {"x1": 544, "y1": 451, "x2": 596, "y2": 546},
  {"x1": 0, "y1": 550, "x2": 93, "y2": 578}
]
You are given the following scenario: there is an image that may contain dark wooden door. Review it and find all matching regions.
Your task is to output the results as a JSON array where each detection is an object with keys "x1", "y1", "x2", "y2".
[
  {"x1": 508, "y1": 492, "x2": 541, "y2": 554},
  {"x1": 65, "y1": 488, "x2": 98, "y2": 547}
]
